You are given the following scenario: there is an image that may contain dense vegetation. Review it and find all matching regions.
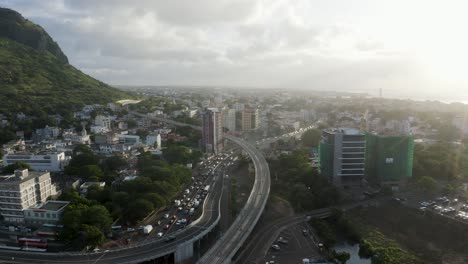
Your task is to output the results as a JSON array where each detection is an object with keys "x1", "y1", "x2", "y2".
[
  {"x1": 0, "y1": 7, "x2": 131, "y2": 117},
  {"x1": 413, "y1": 143, "x2": 468, "y2": 181},
  {"x1": 129, "y1": 97, "x2": 187, "y2": 114},
  {"x1": 59, "y1": 144, "x2": 196, "y2": 248},
  {"x1": 268, "y1": 149, "x2": 340, "y2": 212},
  {"x1": 300, "y1": 128, "x2": 321, "y2": 147},
  {"x1": 310, "y1": 209, "x2": 423, "y2": 264},
  {"x1": 353, "y1": 203, "x2": 468, "y2": 263},
  {"x1": 411, "y1": 142, "x2": 468, "y2": 195},
  {"x1": 59, "y1": 196, "x2": 113, "y2": 249}
]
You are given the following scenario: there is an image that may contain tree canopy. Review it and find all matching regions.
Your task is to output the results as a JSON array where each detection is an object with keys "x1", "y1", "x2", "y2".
[{"x1": 301, "y1": 129, "x2": 322, "y2": 147}]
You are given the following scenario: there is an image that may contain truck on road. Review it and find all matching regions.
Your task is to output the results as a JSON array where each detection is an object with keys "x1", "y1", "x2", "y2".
[{"x1": 143, "y1": 225, "x2": 153, "y2": 234}]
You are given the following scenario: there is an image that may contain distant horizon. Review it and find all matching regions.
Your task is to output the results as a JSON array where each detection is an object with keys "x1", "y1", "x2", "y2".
[{"x1": 115, "y1": 84, "x2": 468, "y2": 104}]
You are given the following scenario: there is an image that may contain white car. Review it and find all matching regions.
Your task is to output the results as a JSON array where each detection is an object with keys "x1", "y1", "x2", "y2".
[
  {"x1": 271, "y1": 244, "x2": 280, "y2": 250},
  {"x1": 157, "y1": 232, "x2": 163, "y2": 238}
]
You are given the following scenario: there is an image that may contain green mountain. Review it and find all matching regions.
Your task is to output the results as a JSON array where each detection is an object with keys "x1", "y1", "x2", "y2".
[{"x1": 0, "y1": 7, "x2": 131, "y2": 116}]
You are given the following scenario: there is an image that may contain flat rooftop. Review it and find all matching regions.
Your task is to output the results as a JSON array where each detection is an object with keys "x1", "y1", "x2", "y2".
[
  {"x1": 0, "y1": 171, "x2": 49, "y2": 185},
  {"x1": 39, "y1": 201, "x2": 69, "y2": 211},
  {"x1": 325, "y1": 127, "x2": 362, "y2": 135}
]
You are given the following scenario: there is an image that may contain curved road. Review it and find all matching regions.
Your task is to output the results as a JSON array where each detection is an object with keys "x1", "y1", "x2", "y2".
[{"x1": 197, "y1": 135, "x2": 270, "y2": 264}]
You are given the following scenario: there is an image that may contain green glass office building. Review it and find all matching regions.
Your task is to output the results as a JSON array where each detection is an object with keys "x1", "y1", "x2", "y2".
[{"x1": 365, "y1": 133, "x2": 414, "y2": 185}]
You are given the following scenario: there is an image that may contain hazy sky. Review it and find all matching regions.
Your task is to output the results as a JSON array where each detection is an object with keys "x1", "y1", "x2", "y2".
[{"x1": 2, "y1": 0, "x2": 468, "y2": 98}]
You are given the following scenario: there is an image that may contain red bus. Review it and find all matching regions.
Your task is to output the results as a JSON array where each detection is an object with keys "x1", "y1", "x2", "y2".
[
  {"x1": 37, "y1": 231, "x2": 58, "y2": 240},
  {"x1": 17, "y1": 238, "x2": 48, "y2": 249}
]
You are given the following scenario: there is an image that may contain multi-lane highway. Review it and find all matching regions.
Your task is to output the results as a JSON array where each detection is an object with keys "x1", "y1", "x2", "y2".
[{"x1": 197, "y1": 135, "x2": 270, "y2": 264}]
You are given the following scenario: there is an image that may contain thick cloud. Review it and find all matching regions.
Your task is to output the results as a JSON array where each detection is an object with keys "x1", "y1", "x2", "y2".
[{"x1": 1, "y1": 0, "x2": 465, "y2": 98}]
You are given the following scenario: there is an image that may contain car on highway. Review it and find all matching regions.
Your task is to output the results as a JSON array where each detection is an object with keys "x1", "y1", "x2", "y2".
[
  {"x1": 157, "y1": 232, "x2": 163, "y2": 238},
  {"x1": 164, "y1": 235, "x2": 176, "y2": 243},
  {"x1": 277, "y1": 236, "x2": 288, "y2": 244},
  {"x1": 271, "y1": 244, "x2": 280, "y2": 250}
]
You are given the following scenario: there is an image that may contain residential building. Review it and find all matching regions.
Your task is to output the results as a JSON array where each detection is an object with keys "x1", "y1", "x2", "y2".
[
  {"x1": 3, "y1": 152, "x2": 69, "y2": 172},
  {"x1": 90, "y1": 125, "x2": 110, "y2": 134},
  {"x1": 0, "y1": 170, "x2": 58, "y2": 223},
  {"x1": 63, "y1": 126, "x2": 90, "y2": 144},
  {"x1": 94, "y1": 115, "x2": 112, "y2": 130},
  {"x1": 223, "y1": 108, "x2": 236, "y2": 132},
  {"x1": 23, "y1": 201, "x2": 69, "y2": 226},
  {"x1": 117, "y1": 134, "x2": 140, "y2": 145},
  {"x1": 202, "y1": 108, "x2": 223, "y2": 154},
  {"x1": 242, "y1": 108, "x2": 260, "y2": 131},
  {"x1": 300, "y1": 109, "x2": 316, "y2": 122},
  {"x1": 146, "y1": 133, "x2": 161, "y2": 148},
  {"x1": 365, "y1": 133, "x2": 414, "y2": 189},
  {"x1": 94, "y1": 133, "x2": 119, "y2": 145},
  {"x1": 186, "y1": 109, "x2": 198, "y2": 118},
  {"x1": 34, "y1": 126, "x2": 60, "y2": 142},
  {"x1": 319, "y1": 128, "x2": 365, "y2": 189},
  {"x1": 98, "y1": 144, "x2": 132, "y2": 155},
  {"x1": 233, "y1": 103, "x2": 245, "y2": 111}
]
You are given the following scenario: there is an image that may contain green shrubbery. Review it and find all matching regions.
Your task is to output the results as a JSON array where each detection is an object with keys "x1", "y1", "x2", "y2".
[
  {"x1": 59, "y1": 144, "x2": 197, "y2": 248},
  {"x1": 269, "y1": 149, "x2": 340, "y2": 212}
]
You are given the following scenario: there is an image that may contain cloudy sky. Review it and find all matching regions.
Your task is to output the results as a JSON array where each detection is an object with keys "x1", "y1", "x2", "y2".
[{"x1": 2, "y1": 0, "x2": 468, "y2": 99}]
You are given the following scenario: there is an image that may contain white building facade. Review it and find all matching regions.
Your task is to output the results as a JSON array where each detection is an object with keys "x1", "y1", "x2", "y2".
[
  {"x1": 3, "y1": 152, "x2": 69, "y2": 172},
  {"x1": 0, "y1": 170, "x2": 58, "y2": 223}
]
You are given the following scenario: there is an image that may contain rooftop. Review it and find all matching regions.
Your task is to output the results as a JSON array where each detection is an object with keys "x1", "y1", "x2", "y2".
[
  {"x1": 325, "y1": 127, "x2": 362, "y2": 135},
  {"x1": 80, "y1": 182, "x2": 106, "y2": 189},
  {"x1": 206, "y1": 108, "x2": 220, "y2": 112},
  {"x1": 37, "y1": 201, "x2": 69, "y2": 211},
  {"x1": 0, "y1": 170, "x2": 49, "y2": 185}
]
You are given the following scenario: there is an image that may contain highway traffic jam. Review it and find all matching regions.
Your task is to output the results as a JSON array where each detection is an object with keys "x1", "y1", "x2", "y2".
[{"x1": 109, "y1": 151, "x2": 238, "y2": 247}]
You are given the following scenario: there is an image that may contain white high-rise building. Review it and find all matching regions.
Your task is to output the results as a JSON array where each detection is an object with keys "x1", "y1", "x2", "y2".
[
  {"x1": 223, "y1": 109, "x2": 236, "y2": 132},
  {"x1": 0, "y1": 169, "x2": 58, "y2": 223},
  {"x1": 202, "y1": 108, "x2": 223, "y2": 154}
]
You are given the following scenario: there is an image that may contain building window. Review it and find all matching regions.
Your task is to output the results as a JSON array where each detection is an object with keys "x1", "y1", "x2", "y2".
[
  {"x1": 46, "y1": 213, "x2": 50, "y2": 218},
  {"x1": 34, "y1": 213, "x2": 38, "y2": 217}
]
